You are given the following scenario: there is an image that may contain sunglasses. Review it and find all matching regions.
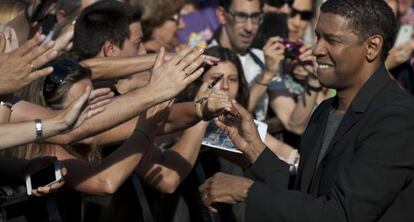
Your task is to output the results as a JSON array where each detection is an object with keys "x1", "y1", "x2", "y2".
[
  {"x1": 43, "y1": 58, "x2": 90, "y2": 100},
  {"x1": 267, "y1": 0, "x2": 294, "y2": 8},
  {"x1": 290, "y1": 8, "x2": 313, "y2": 21}
]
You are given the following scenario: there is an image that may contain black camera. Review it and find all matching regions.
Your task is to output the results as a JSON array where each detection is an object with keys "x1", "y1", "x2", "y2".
[{"x1": 283, "y1": 40, "x2": 303, "y2": 59}]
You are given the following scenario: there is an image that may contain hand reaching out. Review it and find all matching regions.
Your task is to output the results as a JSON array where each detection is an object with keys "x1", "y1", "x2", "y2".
[
  {"x1": 147, "y1": 47, "x2": 207, "y2": 102},
  {"x1": 54, "y1": 87, "x2": 113, "y2": 131},
  {"x1": 0, "y1": 33, "x2": 58, "y2": 94}
]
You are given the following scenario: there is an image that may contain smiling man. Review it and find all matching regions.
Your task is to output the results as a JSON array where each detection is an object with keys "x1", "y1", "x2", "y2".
[{"x1": 199, "y1": 0, "x2": 414, "y2": 221}]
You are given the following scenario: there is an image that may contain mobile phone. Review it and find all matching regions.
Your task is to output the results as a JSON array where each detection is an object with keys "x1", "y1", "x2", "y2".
[
  {"x1": 394, "y1": 24, "x2": 413, "y2": 47},
  {"x1": 25, "y1": 161, "x2": 63, "y2": 195}
]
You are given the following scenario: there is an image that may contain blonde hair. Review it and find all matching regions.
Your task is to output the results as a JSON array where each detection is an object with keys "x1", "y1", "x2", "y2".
[
  {"x1": 0, "y1": 0, "x2": 27, "y2": 23},
  {"x1": 3, "y1": 60, "x2": 101, "y2": 163}
]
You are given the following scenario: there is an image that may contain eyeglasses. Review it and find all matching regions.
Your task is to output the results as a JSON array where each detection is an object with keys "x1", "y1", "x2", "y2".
[
  {"x1": 43, "y1": 58, "x2": 90, "y2": 99},
  {"x1": 290, "y1": 8, "x2": 313, "y2": 21},
  {"x1": 226, "y1": 10, "x2": 264, "y2": 24},
  {"x1": 267, "y1": 0, "x2": 294, "y2": 8}
]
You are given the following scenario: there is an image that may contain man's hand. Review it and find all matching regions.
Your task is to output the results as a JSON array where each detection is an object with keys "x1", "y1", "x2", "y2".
[
  {"x1": 216, "y1": 100, "x2": 266, "y2": 163},
  {"x1": 263, "y1": 36, "x2": 285, "y2": 77},
  {"x1": 199, "y1": 172, "x2": 254, "y2": 213},
  {"x1": 0, "y1": 33, "x2": 58, "y2": 94},
  {"x1": 147, "y1": 47, "x2": 206, "y2": 102}
]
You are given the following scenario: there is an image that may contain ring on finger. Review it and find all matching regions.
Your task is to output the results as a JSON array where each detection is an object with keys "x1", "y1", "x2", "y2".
[{"x1": 29, "y1": 62, "x2": 36, "y2": 72}]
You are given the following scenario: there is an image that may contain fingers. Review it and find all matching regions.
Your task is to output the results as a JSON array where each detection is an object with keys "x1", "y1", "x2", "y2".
[
  {"x1": 89, "y1": 88, "x2": 114, "y2": 104},
  {"x1": 184, "y1": 67, "x2": 205, "y2": 84},
  {"x1": 27, "y1": 66, "x2": 54, "y2": 82},
  {"x1": 154, "y1": 47, "x2": 165, "y2": 68},
  {"x1": 231, "y1": 100, "x2": 251, "y2": 118},
  {"x1": 0, "y1": 32, "x2": 5, "y2": 54},
  {"x1": 204, "y1": 55, "x2": 220, "y2": 66},
  {"x1": 89, "y1": 98, "x2": 111, "y2": 110},
  {"x1": 263, "y1": 36, "x2": 283, "y2": 49},
  {"x1": 176, "y1": 48, "x2": 204, "y2": 71},
  {"x1": 89, "y1": 88, "x2": 113, "y2": 101},
  {"x1": 86, "y1": 107, "x2": 105, "y2": 119},
  {"x1": 28, "y1": 42, "x2": 58, "y2": 69},
  {"x1": 14, "y1": 33, "x2": 46, "y2": 56},
  {"x1": 183, "y1": 53, "x2": 205, "y2": 76},
  {"x1": 169, "y1": 47, "x2": 194, "y2": 65}
]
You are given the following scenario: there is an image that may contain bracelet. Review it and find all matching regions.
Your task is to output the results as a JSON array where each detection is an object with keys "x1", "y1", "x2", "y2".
[
  {"x1": 0, "y1": 101, "x2": 13, "y2": 112},
  {"x1": 194, "y1": 97, "x2": 207, "y2": 119},
  {"x1": 35, "y1": 119, "x2": 43, "y2": 143},
  {"x1": 255, "y1": 79, "x2": 269, "y2": 87},
  {"x1": 134, "y1": 128, "x2": 153, "y2": 143}
]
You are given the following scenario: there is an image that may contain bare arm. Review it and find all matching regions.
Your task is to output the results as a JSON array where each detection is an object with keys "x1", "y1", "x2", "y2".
[
  {"x1": 12, "y1": 48, "x2": 206, "y2": 145},
  {"x1": 136, "y1": 121, "x2": 209, "y2": 194},
  {"x1": 81, "y1": 54, "x2": 157, "y2": 80},
  {"x1": 56, "y1": 128, "x2": 152, "y2": 195},
  {"x1": 248, "y1": 37, "x2": 285, "y2": 112},
  {"x1": 269, "y1": 45, "x2": 319, "y2": 135},
  {"x1": 1, "y1": 87, "x2": 105, "y2": 150}
]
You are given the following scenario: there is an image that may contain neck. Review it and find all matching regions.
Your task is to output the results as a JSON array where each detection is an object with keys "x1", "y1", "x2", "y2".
[{"x1": 335, "y1": 63, "x2": 381, "y2": 111}]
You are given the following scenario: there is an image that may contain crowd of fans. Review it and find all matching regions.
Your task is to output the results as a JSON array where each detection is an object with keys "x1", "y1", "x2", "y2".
[{"x1": 0, "y1": 0, "x2": 413, "y2": 221}]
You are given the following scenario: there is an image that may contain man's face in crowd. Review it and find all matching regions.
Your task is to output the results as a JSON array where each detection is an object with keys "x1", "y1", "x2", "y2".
[
  {"x1": 312, "y1": 12, "x2": 366, "y2": 91},
  {"x1": 117, "y1": 22, "x2": 146, "y2": 56},
  {"x1": 220, "y1": 0, "x2": 262, "y2": 53}
]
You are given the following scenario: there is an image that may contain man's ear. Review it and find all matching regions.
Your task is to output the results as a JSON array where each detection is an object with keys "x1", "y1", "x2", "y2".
[
  {"x1": 216, "y1": 6, "x2": 227, "y2": 25},
  {"x1": 102, "y1": 40, "x2": 118, "y2": 57},
  {"x1": 366, "y1": 35, "x2": 383, "y2": 62}
]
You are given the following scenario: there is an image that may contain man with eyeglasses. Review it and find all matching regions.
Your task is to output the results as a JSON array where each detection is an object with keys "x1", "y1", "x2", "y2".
[
  {"x1": 209, "y1": 0, "x2": 285, "y2": 122},
  {"x1": 210, "y1": 0, "x2": 321, "y2": 138}
]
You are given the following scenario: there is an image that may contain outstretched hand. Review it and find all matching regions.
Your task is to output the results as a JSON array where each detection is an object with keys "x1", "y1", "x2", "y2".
[
  {"x1": 215, "y1": 100, "x2": 265, "y2": 163},
  {"x1": 0, "y1": 33, "x2": 58, "y2": 94},
  {"x1": 56, "y1": 87, "x2": 113, "y2": 131},
  {"x1": 147, "y1": 47, "x2": 207, "y2": 102}
]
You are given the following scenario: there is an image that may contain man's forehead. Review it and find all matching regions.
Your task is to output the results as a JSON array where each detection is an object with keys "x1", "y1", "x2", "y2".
[
  {"x1": 229, "y1": 0, "x2": 261, "y2": 12},
  {"x1": 316, "y1": 12, "x2": 352, "y2": 32}
]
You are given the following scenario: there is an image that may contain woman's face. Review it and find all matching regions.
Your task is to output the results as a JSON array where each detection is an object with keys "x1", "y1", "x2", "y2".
[
  {"x1": 287, "y1": 0, "x2": 313, "y2": 41},
  {"x1": 202, "y1": 61, "x2": 239, "y2": 100},
  {"x1": 61, "y1": 78, "x2": 93, "y2": 109},
  {"x1": 152, "y1": 14, "x2": 185, "y2": 50}
]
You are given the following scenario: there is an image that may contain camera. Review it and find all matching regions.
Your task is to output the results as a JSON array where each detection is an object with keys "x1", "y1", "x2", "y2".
[{"x1": 283, "y1": 40, "x2": 303, "y2": 59}]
